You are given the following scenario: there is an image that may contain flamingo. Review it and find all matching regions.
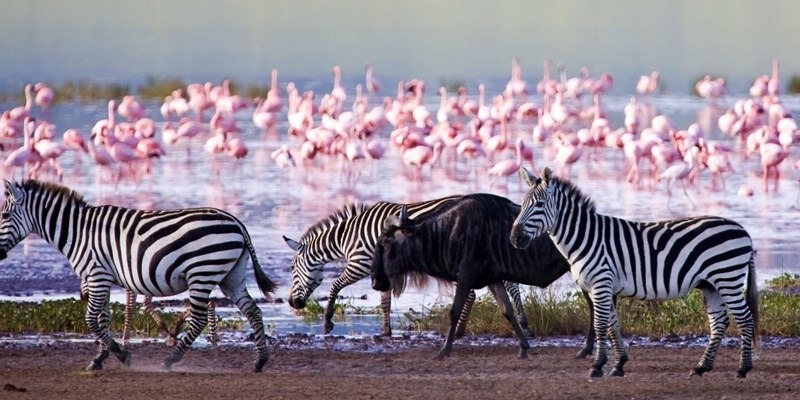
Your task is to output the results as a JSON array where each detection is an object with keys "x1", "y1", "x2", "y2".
[
  {"x1": 8, "y1": 84, "x2": 33, "y2": 122},
  {"x1": 271, "y1": 145, "x2": 296, "y2": 169},
  {"x1": 364, "y1": 62, "x2": 380, "y2": 94},
  {"x1": 487, "y1": 138, "x2": 524, "y2": 185},
  {"x1": 759, "y1": 142, "x2": 789, "y2": 192},
  {"x1": 659, "y1": 145, "x2": 700, "y2": 207},
  {"x1": 4, "y1": 118, "x2": 38, "y2": 179},
  {"x1": 34, "y1": 83, "x2": 55, "y2": 110},
  {"x1": 402, "y1": 142, "x2": 443, "y2": 181},
  {"x1": 635, "y1": 71, "x2": 660, "y2": 96}
]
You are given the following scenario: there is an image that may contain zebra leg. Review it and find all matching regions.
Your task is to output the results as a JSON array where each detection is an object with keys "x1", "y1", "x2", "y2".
[
  {"x1": 207, "y1": 301, "x2": 219, "y2": 347},
  {"x1": 142, "y1": 295, "x2": 179, "y2": 346},
  {"x1": 488, "y1": 282, "x2": 531, "y2": 359},
  {"x1": 719, "y1": 287, "x2": 756, "y2": 378},
  {"x1": 85, "y1": 288, "x2": 131, "y2": 370},
  {"x1": 588, "y1": 287, "x2": 613, "y2": 378},
  {"x1": 218, "y1": 279, "x2": 269, "y2": 372},
  {"x1": 163, "y1": 290, "x2": 210, "y2": 371},
  {"x1": 380, "y1": 291, "x2": 392, "y2": 336},
  {"x1": 436, "y1": 283, "x2": 474, "y2": 360},
  {"x1": 454, "y1": 289, "x2": 476, "y2": 339},
  {"x1": 323, "y1": 270, "x2": 366, "y2": 334},
  {"x1": 166, "y1": 300, "x2": 192, "y2": 347},
  {"x1": 607, "y1": 309, "x2": 628, "y2": 377},
  {"x1": 693, "y1": 289, "x2": 730, "y2": 376},
  {"x1": 122, "y1": 290, "x2": 137, "y2": 348},
  {"x1": 504, "y1": 281, "x2": 532, "y2": 337}
]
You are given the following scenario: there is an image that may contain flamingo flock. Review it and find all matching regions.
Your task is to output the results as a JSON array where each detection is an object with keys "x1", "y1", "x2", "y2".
[{"x1": 0, "y1": 59, "x2": 798, "y2": 202}]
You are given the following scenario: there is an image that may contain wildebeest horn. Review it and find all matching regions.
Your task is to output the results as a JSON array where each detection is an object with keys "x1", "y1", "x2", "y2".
[{"x1": 399, "y1": 205, "x2": 410, "y2": 226}]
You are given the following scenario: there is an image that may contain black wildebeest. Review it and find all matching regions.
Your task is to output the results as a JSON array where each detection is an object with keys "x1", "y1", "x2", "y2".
[{"x1": 371, "y1": 193, "x2": 597, "y2": 359}]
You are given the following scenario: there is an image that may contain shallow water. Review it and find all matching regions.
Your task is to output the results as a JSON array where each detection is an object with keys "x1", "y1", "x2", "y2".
[{"x1": 0, "y1": 89, "x2": 799, "y2": 338}]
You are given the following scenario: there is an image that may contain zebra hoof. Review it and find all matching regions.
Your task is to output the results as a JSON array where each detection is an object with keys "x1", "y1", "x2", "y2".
[
  {"x1": 691, "y1": 365, "x2": 710, "y2": 377},
  {"x1": 518, "y1": 349, "x2": 528, "y2": 359},
  {"x1": 323, "y1": 320, "x2": 334, "y2": 334},
  {"x1": 161, "y1": 361, "x2": 173, "y2": 372},
  {"x1": 736, "y1": 366, "x2": 751, "y2": 378},
  {"x1": 382, "y1": 327, "x2": 392, "y2": 337},
  {"x1": 588, "y1": 368, "x2": 604, "y2": 378},
  {"x1": 86, "y1": 361, "x2": 103, "y2": 371},
  {"x1": 609, "y1": 368, "x2": 625, "y2": 377},
  {"x1": 254, "y1": 358, "x2": 267, "y2": 373}
]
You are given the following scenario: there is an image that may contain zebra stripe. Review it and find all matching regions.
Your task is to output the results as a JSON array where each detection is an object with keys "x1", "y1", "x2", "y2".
[
  {"x1": 0, "y1": 180, "x2": 276, "y2": 372},
  {"x1": 284, "y1": 195, "x2": 531, "y2": 336},
  {"x1": 510, "y1": 167, "x2": 758, "y2": 378}
]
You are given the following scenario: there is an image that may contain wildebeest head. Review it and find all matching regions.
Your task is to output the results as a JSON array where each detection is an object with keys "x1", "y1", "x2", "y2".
[{"x1": 370, "y1": 205, "x2": 426, "y2": 297}]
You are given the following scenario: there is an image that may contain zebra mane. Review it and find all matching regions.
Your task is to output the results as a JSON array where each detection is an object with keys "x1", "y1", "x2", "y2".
[
  {"x1": 300, "y1": 202, "x2": 371, "y2": 242},
  {"x1": 19, "y1": 180, "x2": 89, "y2": 208},
  {"x1": 549, "y1": 175, "x2": 596, "y2": 212}
]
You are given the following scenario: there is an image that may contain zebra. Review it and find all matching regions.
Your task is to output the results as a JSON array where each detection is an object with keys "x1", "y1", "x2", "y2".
[
  {"x1": 0, "y1": 179, "x2": 276, "y2": 372},
  {"x1": 509, "y1": 167, "x2": 759, "y2": 378},
  {"x1": 284, "y1": 195, "x2": 532, "y2": 337}
]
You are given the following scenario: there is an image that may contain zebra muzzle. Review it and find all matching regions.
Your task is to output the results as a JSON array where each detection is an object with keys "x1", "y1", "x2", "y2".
[
  {"x1": 288, "y1": 297, "x2": 306, "y2": 309},
  {"x1": 0, "y1": 249, "x2": 6, "y2": 261}
]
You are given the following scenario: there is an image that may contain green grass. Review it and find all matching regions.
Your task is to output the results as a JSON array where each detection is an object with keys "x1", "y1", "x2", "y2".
[
  {"x1": 0, "y1": 298, "x2": 243, "y2": 336},
  {"x1": 408, "y1": 273, "x2": 800, "y2": 337},
  {"x1": 787, "y1": 75, "x2": 800, "y2": 95}
]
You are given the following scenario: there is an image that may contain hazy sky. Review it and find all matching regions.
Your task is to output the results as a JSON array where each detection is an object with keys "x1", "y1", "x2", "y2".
[{"x1": 2, "y1": 1, "x2": 798, "y2": 94}]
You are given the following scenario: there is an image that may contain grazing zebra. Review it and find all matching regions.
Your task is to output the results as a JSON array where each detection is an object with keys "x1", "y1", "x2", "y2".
[
  {"x1": 0, "y1": 180, "x2": 276, "y2": 372},
  {"x1": 509, "y1": 167, "x2": 759, "y2": 378},
  {"x1": 284, "y1": 195, "x2": 532, "y2": 337}
]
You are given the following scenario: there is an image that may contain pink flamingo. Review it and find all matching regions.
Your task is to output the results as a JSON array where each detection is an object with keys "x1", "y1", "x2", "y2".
[
  {"x1": 659, "y1": 145, "x2": 700, "y2": 207},
  {"x1": 402, "y1": 142, "x2": 443, "y2": 181},
  {"x1": 63, "y1": 129, "x2": 89, "y2": 153},
  {"x1": 364, "y1": 62, "x2": 381, "y2": 94},
  {"x1": 768, "y1": 59, "x2": 781, "y2": 97},
  {"x1": 4, "y1": 118, "x2": 38, "y2": 179},
  {"x1": 226, "y1": 135, "x2": 248, "y2": 159},
  {"x1": 271, "y1": 145, "x2": 296, "y2": 169},
  {"x1": 487, "y1": 138, "x2": 524, "y2": 185},
  {"x1": 635, "y1": 71, "x2": 659, "y2": 96},
  {"x1": 8, "y1": 84, "x2": 33, "y2": 122},
  {"x1": 33, "y1": 135, "x2": 67, "y2": 181},
  {"x1": 92, "y1": 100, "x2": 117, "y2": 139},
  {"x1": 100, "y1": 126, "x2": 141, "y2": 183},
  {"x1": 117, "y1": 95, "x2": 146, "y2": 122},
  {"x1": 34, "y1": 83, "x2": 55, "y2": 110},
  {"x1": 759, "y1": 142, "x2": 789, "y2": 192},
  {"x1": 331, "y1": 65, "x2": 347, "y2": 103}
]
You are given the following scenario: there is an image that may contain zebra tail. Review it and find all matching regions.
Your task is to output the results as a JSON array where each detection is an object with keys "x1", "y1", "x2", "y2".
[
  {"x1": 746, "y1": 253, "x2": 760, "y2": 349},
  {"x1": 242, "y1": 229, "x2": 277, "y2": 302}
]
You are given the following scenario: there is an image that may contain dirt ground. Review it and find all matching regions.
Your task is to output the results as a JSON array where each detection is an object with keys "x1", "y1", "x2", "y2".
[{"x1": 1, "y1": 339, "x2": 799, "y2": 400}]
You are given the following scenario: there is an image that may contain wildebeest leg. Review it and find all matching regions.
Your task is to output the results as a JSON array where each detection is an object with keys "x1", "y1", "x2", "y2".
[
  {"x1": 576, "y1": 290, "x2": 595, "y2": 358},
  {"x1": 488, "y1": 282, "x2": 530, "y2": 359},
  {"x1": 436, "y1": 283, "x2": 474, "y2": 360},
  {"x1": 454, "y1": 289, "x2": 476, "y2": 339}
]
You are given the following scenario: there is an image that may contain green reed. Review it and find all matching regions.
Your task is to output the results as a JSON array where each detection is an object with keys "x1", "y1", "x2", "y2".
[
  {"x1": 408, "y1": 273, "x2": 800, "y2": 337},
  {"x1": 0, "y1": 298, "x2": 242, "y2": 336}
]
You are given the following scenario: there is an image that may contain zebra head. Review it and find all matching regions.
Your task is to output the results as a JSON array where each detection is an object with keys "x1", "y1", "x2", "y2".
[
  {"x1": 283, "y1": 235, "x2": 323, "y2": 309},
  {"x1": 510, "y1": 166, "x2": 556, "y2": 249},
  {"x1": 0, "y1": 180, "x2": 34, "y2": 261}
]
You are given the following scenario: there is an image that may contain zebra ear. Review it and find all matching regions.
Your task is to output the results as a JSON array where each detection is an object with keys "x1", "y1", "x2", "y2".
[
  {"x1": 542, "y1": 166, "x2": 554, "y2": 183},
  {"x1": 283, "y1": 236, "x2": 303, "y2": 252},
  {"x1": 519, "y1": 167, "x2": 538, "y2": 187},
  {"x1": 4, "y1": 180, "x2": 22, "y2": 204}
]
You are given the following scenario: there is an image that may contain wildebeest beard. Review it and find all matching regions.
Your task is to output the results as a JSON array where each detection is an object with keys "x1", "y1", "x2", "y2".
[{"x1": 379, "y1": 226, "x2": 453, "y2": 298}]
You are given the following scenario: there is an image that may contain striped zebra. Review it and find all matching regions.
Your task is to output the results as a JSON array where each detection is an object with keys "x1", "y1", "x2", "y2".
[
  {"x1": 509, "y1": 167, "x2": 759, "y2": 378},
  {"x1": 284, "y1": 195, "x2": 531, "y2": 337},
  {"x1": 0, "y1": 180, "x2": 276, "y2": 372}
]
